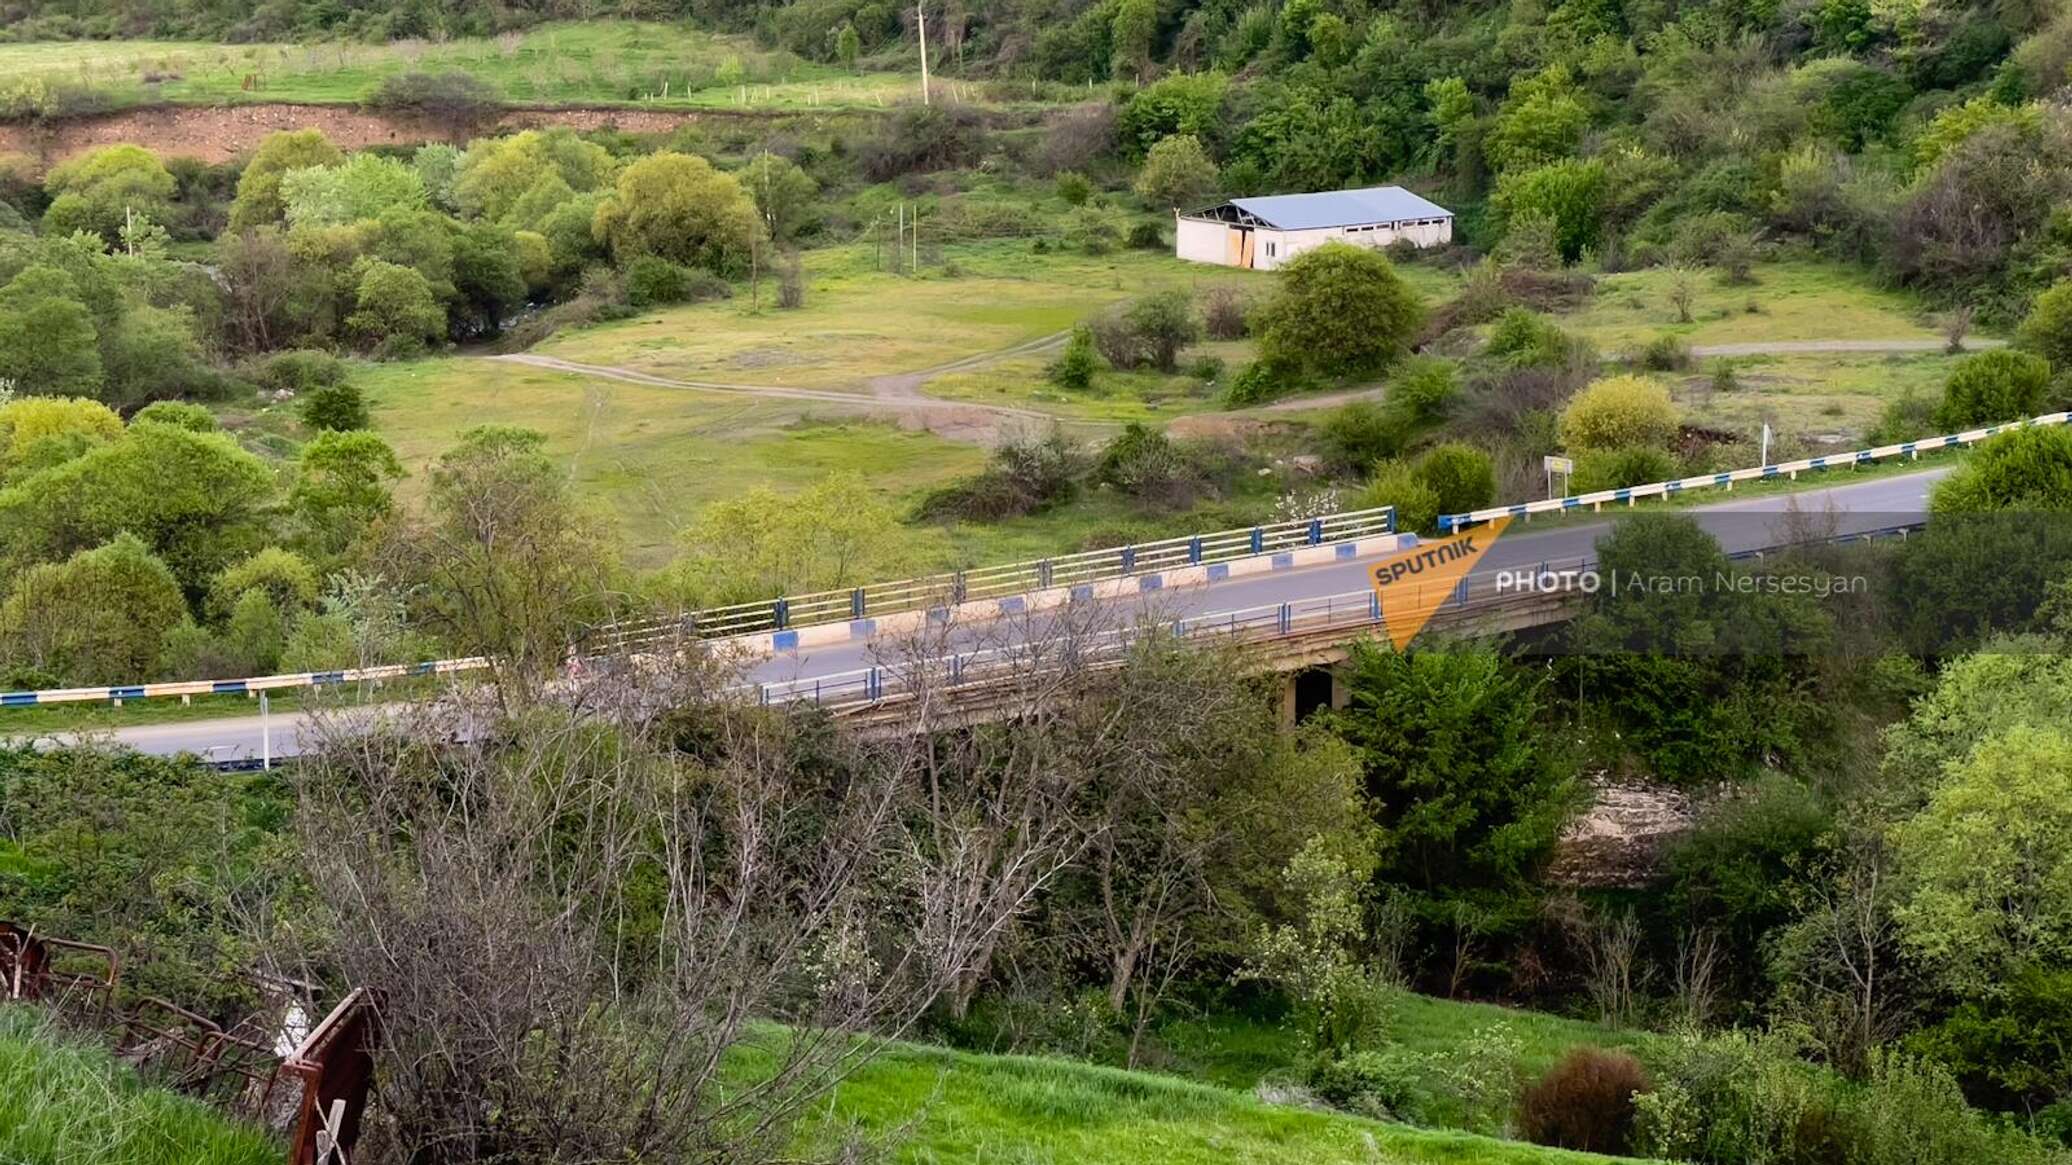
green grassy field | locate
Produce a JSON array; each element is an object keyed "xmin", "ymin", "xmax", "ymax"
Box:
[
  {"xmin": 1671, "ymin": 350, "xmax": 1958, "ymax": 440},
  {"xmin": 1560, "ymin": 261, "xmax": 1944, "ymax": 352},
  {"xmin": 535, "ymin": 241, "xmax": 1271, "ymax": 392},
  {"xmin": 0, "ymin": 1006, "xmax": 283, "ymax": 1165},
  {"xmin": 814, "ymin": 1035, "xmax": 1642, "ymax": 1165},
  {"xmin": 0, "ymin": 22, "xmax": 924, "ymax": 111}
]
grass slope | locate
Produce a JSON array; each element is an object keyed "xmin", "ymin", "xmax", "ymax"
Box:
[
  {"xmin": 0, "ymin": 22, "xmax": 918, "ymax": 111},
  {"xmin": 0, "ymin": 1006, "xmax": 282, "ymax": 1165},
  {"xmin": 823, "ymin": 1038, "xmax": 1643, "ymax": 1165}
]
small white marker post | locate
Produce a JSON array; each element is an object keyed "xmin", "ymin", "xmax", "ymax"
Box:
[{"xmin": 260, "ymin": 691, "xmax": 271, "ymax": 771}]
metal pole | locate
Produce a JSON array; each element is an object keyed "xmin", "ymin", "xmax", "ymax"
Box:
[
  {"xmin": 260, "ymin": 691, "xmax": 271, "ymax": 771},
  {"xmin": 917, "ymin": 0, "xmax": 930, "ymax": 105}
]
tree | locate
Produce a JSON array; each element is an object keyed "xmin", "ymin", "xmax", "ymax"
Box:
[
  {"xmin": 100, "ymin": 303, "xmax": 214, "ymax": 411},
  {"xmin": 1322, "ymin": 642, "xmax": 1575, "ymax": 929},
  {"xmin": 0, "ymin": 421, "xmax": 274, "ymax": 591},
  {"xmin": 400, "ymin": 425, "xmax": 619, "ymax": 699},
  {"xmin": 290, "ymin": 429, "xmax": 405, "ymax": 554},
  {"xmin": 1133, "ymin": 134, "xmax": 1218, "ymax": 209},
  {"xmin": 1110, "ymin": 0, "xmax": 1156, "ymax": 81},
  {"xmin": 668, "ymin": 472, "xmax": 903, "ymax": 606},
  {"xmin": 1124, "ymin": 288, "xmax": 1203, "ymax": 372},
  {"xmin": 1119, "ymin": 72, "xmax": 1230, "ymax": 155},
  {"xmin": 835, "ymin": 23, "xmax": 861, "ymax": 71},
  {"xmin": 1937, "ymin": 350, "xmax": 2051, "ymax": 429},
  {"xmin": 1895, "ymin": 725, "xmax": 2072, "ymax": 999},
  {"xmin": 591, "ymin": 152, "xmax": 762, "ymax": 274},
  {"xmin": 449, "ymin": 221, "xmax": 527, "ymax": 339},
  {"xmin": 1493, "ymin": 159, "xmax": 1608, "ymax": 263},
  {"xmin": 0, "ymin": 265, "xmax": 102, "ymax": 399},
  {"xmin": 1361, "ymin": 459, "xmax": 1441, "ymax": 533},
  {"xmin": 207, "ymin": 546, "xmax": 321, "ymax": 621},
  {"xmin": 454, "ymin": 128, "xmax": 617, "ymax": 225},
  {"xmin": 344, "ymin": 259, "xmax": 448, "ymax": 357},
  {"xmin": 0, "ymin": 534, "xmax": 186, "ymax": 683},
  {"xmin": 229, "ymin": 130, "xmax": 343, "ymax": 229},
  {"xmin": 740, "ymin": 153, "xmax": 819, "ymax": 243},
  {"xmin": 1559, "ymin": 375, "xmax": 1680, "ymax": 451},
  {"xmin": 2018, "ymin": 280, "xmax": 2072, "ymax": 370},
  {"xmin": 1488, "ymin": 66, "xmax": 1590, "ymax": 172},
  {"xmin": 280, "ymin": 154, "xmax": 429, "ymax": 228},
  {"xmin": 41, "ymin": 144, "xmax": 176, "ymax": 243},
  {"xmin": 1257, "ymin": 243, "xmax": 1424, "ymax": 381},
  {"xmin": 1569, "ymin": 515, "xmax": 1831, "ymax": 783}
]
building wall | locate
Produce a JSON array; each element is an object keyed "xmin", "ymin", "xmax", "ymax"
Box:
[
  {"xmin": 1175, "ymin": 216, "xmax": 1232, "ymax": 265},
  {"xmin": 1251, "ymin": 217, "xmax": 1453, "ymax": 270},
  {"xmin": 1176, "ymin": 213, "xmax": 1453, "ymax": 269}
]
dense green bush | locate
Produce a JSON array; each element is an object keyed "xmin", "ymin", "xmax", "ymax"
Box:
[
  {"xmin": 301, "ymin": 382, "xmax": 372, "ymax": 432},
  {"xmin": 1412, "ymin": 442, "xmax": 1495, "ymax": 516},
  {"xmin": 1571, "ymin": 445, "xmax": 1677, "ymax": 493},
  {"xmin": 1936, "ymin": 349, "xmax": 2052, "ymax": 429},
  {"xmin": 1559, "ymin": 375, "xmax": 1680, "ymax": 451},
  {"xmin": 1316, "ymin": 401, "xmax": 1404, "ymax": 473},
  {"xmin": 1048, "ymin": 324, "xmax": 1101, "ymax": 390},
  {"xmin": 1257, "ymin": 244, "xmax": 1424, "ymax": 382},
  {"xmin": 360, "ymin": 70, "xmax": 503, "ymax": 124},
  {"xmin": 624, "ymin": 255, "xmax": 698, "ymax": 309}
]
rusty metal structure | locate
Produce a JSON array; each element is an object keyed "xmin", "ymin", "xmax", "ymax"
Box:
[{"xmin": 2, "ymin": 919, "xmax": 378, "ymax": 1165}]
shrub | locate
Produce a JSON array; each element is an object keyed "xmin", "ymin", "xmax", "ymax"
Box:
[
  {"xmin": 361, "ymin": 71, "xmax": 503, "ymax": 125},
  {"xmin": 1222, "ymin": 359, "xmax": 1290, "ymax": 406},
  {"xmin": 1485, "ymin": 308, "xmax": 1584, "ymax": 370},
  {"xmin": 1068, "ymin": 204, "xmax": 1126, "ymax": 254},
  {"xmin": 1936, "ymin": 349, "xmax": 2051, "ymax": 429},
  {"xmin": 1124, "ymin": 289, "xmax": 1202, "ymax": 372},
  {"xmin": 1125, "ymin": 220, "xmax": 1164, "ymax": 250},
  {"xmin": 2018, "ymin": 279, "xmax": 2072, "ymax": 370},
  {"xmin": 1201, "ymin": 286, "xmax": 1250, "ymax": 339},
  {"xmin": 1388, "ymin": 358, "xmax": 1460, "ymax": 425},
  {"xmin": 259, "ymin": 348, "xmax": 346, "ymax": 394},
  {"xmin": 1133, "ymin": 133, "xmax": 1218, "ymax": 209},
  {"xmin": 776, "ymin": 253, "xmax": 806, "ymax": 310},
  {"xmin": 1518, "ymin": 1048, "xmax": 1649, "ymax": 1155},
  {"xmin": 1871, "ymin": 393, "xmax": 1937, "ymax": 444},
  {"xmin": 1931, "ymin": 425, "xmax": 2072, "ymax": 513},
  {"xmin": 916, "ymin": 429, "xmax": 1083, "ymax": 522},
  {"xmin": 302, "ymin": 383, "xmax": 371, "ymax": 432},
  {"xmin": 1257, "ymin": 243, "xmax": 1424, "ymax": 381},
  {"xmin": 1189, "ymin": 354, "xmax": 1224, "ymax": 382},
  {"xmin": 1308, "ymin": 1047, "xmax": 1428, "ymax": 1121},
  {"xmin": 1088, "ymin": 309, "xmax": 1141, "ymax": 368},
  {"xmin": 1049, "ymin": 325, "xmax": 1101, "ymax": 390},
  {"xmin": 1316, "ymin": 401, "xmax": 1405, "ymax": 473},
  {"xmin": 1054, "ymin": 171, "xmax": 1093, "ymax": 206},
  {"xmin": 1361, "ymin": 459, "xmax": 1441, "ymax": 534},
  {"xmin": 1572, "ymin": 445, "xmax": 1677, "ymax": 493},
  {"xmin": 1413, "ymin": 442, "xmax": 1496, "ymax": 515},
  {"xmin": 624, "ymin": 255, "xmax": 697, "ymax": 309},
  {"xmin": 857, "ymin": 102, "xmax": 986, "ymax": 180},
  {"xmin": 1637, "ymin": 332, "xmax": 1693, "ymax": 372},
  {"xmin": 1495, "ymin": 209, "xmax": 1562, "ymax": 270},
  {"xmin": 1560, "ymin": 375, "xmax": 1679, "ymax": 451},
  {"xmin": 130, "ymin": 401, "xmax": 217, "ymax": 432}
]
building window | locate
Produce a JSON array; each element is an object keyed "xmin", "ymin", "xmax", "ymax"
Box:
[{"xmin": 1265, "ymin": 241, "xmax": 1276, "ymax": 257}]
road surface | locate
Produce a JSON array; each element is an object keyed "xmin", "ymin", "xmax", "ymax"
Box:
[{"xmin": 40, "ymin": 465, "xmax": 1947, "ymax": 764}]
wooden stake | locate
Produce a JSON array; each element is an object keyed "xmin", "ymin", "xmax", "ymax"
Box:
[{"xmin": 917, "ymin": 0, "xmax": 930, "ymax": 105}]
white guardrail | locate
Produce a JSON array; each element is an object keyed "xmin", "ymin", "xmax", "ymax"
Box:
[
  {"xmin": 606, "ymin": 506, "xmax": 1400, "ymax": 644},
  {"xmin": 4, "ymin": 410, "xmax": 2054, "ymax": 714},
  {"xmin": 1436, "ymin": 410, "xmax": 2072, "ymax": 534}
]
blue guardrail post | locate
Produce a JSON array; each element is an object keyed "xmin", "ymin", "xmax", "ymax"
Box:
[
  {"xmin": 850, "ymin": 588, "xmax": 866, "ymax": 619},
  {"xmin": 1188, "ymin": 536, "xmax": 1203, "ymax": 564},
  {"xmin": 1250, "ymin": 527, "xmax": 1264, "ymax": 554},
  {"xmin": 1121, "ymin": 545, "xmax": 1136, "ymax": 573},
  {"xmin": 1307, "ymin": 519, "xmax": 1323, "ymax": 545},
  {"xmin": 772, "ymin": 598, "xmax": 789, "ymax": 631}
]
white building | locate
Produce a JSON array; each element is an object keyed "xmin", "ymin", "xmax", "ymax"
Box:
[{"xmin": 1174, "ymin": 186, "xmax": 1454, "ymax": 271}]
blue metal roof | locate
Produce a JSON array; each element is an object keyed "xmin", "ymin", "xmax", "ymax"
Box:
[{"xmin": 1225, "ymin": 186, "xmax": 1452, "ymax": 231}]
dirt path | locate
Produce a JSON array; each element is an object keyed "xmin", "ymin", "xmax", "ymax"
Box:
[{"xmin": 1688, "ymin": 338, "xmax": 2004, "ymax": 357}]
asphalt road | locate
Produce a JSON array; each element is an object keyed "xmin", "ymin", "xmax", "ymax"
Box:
[{"xmin": 40, "ymin": 466, "xmax": 1947, "ymax": 763}]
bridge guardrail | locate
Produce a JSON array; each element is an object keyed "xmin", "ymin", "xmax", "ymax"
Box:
[
  {"xmin": 602, "ymin": 506, "xmax": 1399, "ymax": 647},
  {"xmin": 1437, "ymin": 411, "xmax": 2072, "ymax": 534},
  {"xmin": 751, "ymin": 522, "xmax": 1928, "ymax": 713}
]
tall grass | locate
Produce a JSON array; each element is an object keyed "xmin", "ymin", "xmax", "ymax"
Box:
[{"xmin": 0, "ymin": 1006, "xmax": 283, "ymax": 1165}]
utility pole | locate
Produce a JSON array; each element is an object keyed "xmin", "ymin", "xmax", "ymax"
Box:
[{"xmin": 917, "ymin": 0, "xmax": 930, "ymax": 105}]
